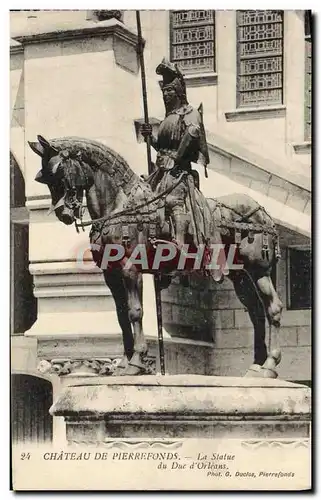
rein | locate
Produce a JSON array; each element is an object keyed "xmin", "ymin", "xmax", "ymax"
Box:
[{"xmin": 74, "ymin": 171, "xmax": 188, "ymax": 232}]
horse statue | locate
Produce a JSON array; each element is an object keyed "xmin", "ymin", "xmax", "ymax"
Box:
[{"xmin": 29, "ymin": 134, "xmax": 283, "ymax": 377}]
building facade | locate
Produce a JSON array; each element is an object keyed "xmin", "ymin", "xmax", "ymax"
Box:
[{"xmin": 10, "ymin": 10, "xmax": 311, "ymax": 444}]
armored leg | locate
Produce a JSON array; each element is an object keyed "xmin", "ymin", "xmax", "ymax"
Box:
[{"xmin": 171, "ymin": 205, "xmax": 189, "ymax": 248}]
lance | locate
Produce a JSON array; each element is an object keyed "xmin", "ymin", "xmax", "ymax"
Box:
[
  {"xmin": 136, "ymin": 11, "xmax": 165, "ymax": 375},
  {"xmin": 136, "ymin": 11, "xmax": 153, "ymax": 176}
]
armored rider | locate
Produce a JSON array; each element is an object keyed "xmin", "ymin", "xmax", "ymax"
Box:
[
  {"xmin": 140, "ymin": 58, "xmax": 210, "ymax": 251},
  {"xmin": 141, "ymin": 58, "xmax": 209, "ymax": 192}
]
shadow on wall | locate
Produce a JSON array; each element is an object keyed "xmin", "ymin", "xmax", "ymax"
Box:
[{"xmin": 162, "ymin": 274, "xmax": 216, "ymax": 343}]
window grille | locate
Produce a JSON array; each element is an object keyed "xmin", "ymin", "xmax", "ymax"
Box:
[
  {"xmin": 236, "ymin": 10, "xmax": 284, "ymax": 107},
  {"xmin": 170, "ymin": 10, "xmax": 215, "ymax": 74},
  {"xmin": 304, "ymin": 11, "xmax": 312, "ymax": 141}
]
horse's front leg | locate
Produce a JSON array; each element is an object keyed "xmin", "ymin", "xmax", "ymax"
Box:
[
  {"xmin": 122, "ymin": 268, "xmax": 148, "ymax": 375},
  {"xmin": 103, "ymin": 269, "xmax": 134, "ymax": 374}
]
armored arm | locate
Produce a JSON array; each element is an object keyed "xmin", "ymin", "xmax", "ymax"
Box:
[
  {"xmin": 174, "ymin": 107, "xmax": 205, "ymax": 163},
  {"xmin": 174, "ymin": 122, "xmax": 200, "ymax": 164},
  {"xmin": 173, "ymin": 107, "xmax": 209, "ymax": 178},
  {"xmin": 150, "ymin": 135, "xmax": 159, "ymax": 151},
  {"xmin": 140, "ymin": 123, "xmax": 159, "ymax": 151}
]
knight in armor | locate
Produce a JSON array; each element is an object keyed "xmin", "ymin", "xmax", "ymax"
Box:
[
  {"xmin": 140, "ymin": 58, "xmax": 213, "ymax": 254},
  {"xmin": 141, "ymin": 58, "xmax": 209, "ymax": 192}
]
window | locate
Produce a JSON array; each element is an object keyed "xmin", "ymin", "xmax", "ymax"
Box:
[
  {"xmin": 236, "ymin": 10, "xmax": 284, "ymax": 107},
  {"xmin": 170, "ymin": 10, "xmax": 215, "ymax": 75},
  {"xmin": 287, "ymin": 247, "xmax": 311, "ymax": 310},
  {"xmin": 304, "ymin": 11, "xmax": 312, "ymax": 141}
]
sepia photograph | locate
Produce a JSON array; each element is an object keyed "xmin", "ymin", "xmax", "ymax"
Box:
[{"xmin": 10, "ymin": 7, "xmax": 312, "ymax": 491}]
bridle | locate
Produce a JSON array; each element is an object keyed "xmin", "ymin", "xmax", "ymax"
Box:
[
  {"xmin": 49, "ymin": 151, "xmax": 88, "ymax": 232},
  {"xmin": 74, "ymin": 171, "xmax": 190, "ymax": 233},
  {"xmin": 49, "ymin": 149, "xmax": 191, "ymax": 235},
  {"xmin": 64, "ymin": 185, "xmax": 86, "ymax": 233}
]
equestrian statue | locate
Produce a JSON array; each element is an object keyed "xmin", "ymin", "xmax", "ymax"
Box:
[{"xmin": 29, "ymin": 58, "xmax": 283, "ymax": 378}]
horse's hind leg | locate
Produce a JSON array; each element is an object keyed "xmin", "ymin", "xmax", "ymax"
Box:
[
  {"xmin": 233, "ymin": 270, "xmax": 283, "ymax": 378},
  {"xmin": 230, "ymin": 271, "xmax": 268, "ymax": 367},
  {"xmin": 256, "ymin": 274, "xmax": 283, "ymax": 362}
]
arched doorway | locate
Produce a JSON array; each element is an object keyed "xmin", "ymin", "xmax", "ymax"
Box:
[
  {"xmin": 10, "ymin": 152, "xmax": 37, "ymax": 334},
  {"xmin": 11, "ymin": 374, "xmax": 53, "ymax": 443}
]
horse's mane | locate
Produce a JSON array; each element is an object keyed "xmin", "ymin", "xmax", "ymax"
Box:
[{"xmin": 49, "ymin": 136, "xmax": 140, "ymax": 195}]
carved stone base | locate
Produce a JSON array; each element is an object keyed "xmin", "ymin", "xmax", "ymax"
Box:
[
  {"xmin": 35, "ymin": 335, "xmax": 214, "ymax": 377},
  {"xmin": 38, "ymin": 355, "xmax": 156, "ymax": 377},
  {"xmin": 38, "ymin": 357, "xmax": 123, "ymax": 377},
  {"xmin": 50, "ymin": 375, "xmax": 311, "ymax": 445}
]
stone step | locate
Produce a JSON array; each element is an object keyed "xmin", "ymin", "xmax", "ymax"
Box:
[{"xmin": 51, "ymin": 375, "xmax": 311, "ymax": 442}]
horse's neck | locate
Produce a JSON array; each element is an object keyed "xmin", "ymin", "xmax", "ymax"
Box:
[
  {"xmin": 51, "ymin": 138, "xmax": 139, "ymax": 220},
  {"xmin": 86, "ymin": 170, "xmax": 127, "ymax": 219}
]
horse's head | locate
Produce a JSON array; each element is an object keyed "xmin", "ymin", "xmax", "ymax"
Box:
[{"xmin": 29, "ymin": 135, "xmax": 94, "ymax": 225}]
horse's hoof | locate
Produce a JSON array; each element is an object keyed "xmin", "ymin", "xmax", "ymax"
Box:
[
  {"xmin": 270, "ymin": 348, "xmax": 282, "ymax": 366},
  {"xmin": 262, "ymin": 349, "xmax": 282, "ymax": 373},
  {"xmin": 120, "ymin": 352, "xmax": 147, "ymax": 376},
  {"xmin": 261, "ymin": 368, "xmax": 278, "ymax": 379},
  {"xmin": 122, "ymin": 363, "xmax": 146, "ymax": 376},
  {"xmin": 244, "ymin": 364, "xmax": 278, "ymax": 379},
  {"xmin": 112, "ymin": 367, "xmax": 127, "ymax": 376},
  {"xmin": 244, "ymin": 364, "xmax": 263, "ymax": 378}
]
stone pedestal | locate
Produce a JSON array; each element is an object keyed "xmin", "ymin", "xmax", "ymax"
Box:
[
  {"xmin": 27, "ymin": 272, "xmax": 215, "ymax": 378},
  {"xmin": 51, "ymin": 375, "xmax": 311, "ymax": 445}
]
